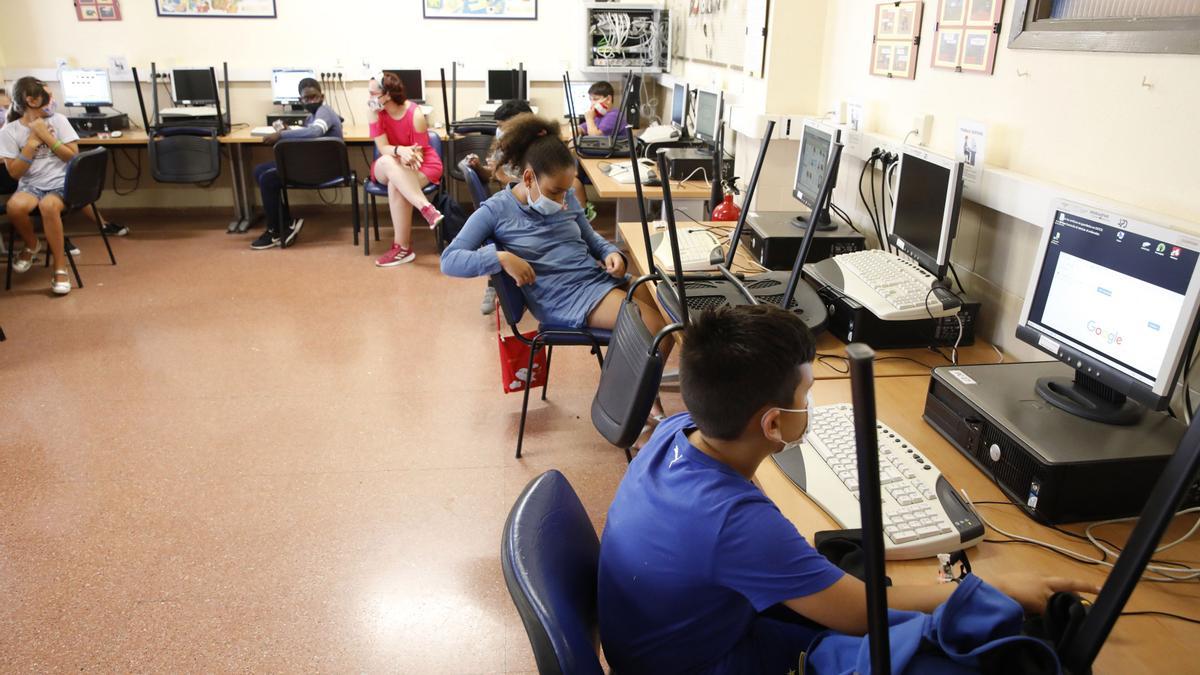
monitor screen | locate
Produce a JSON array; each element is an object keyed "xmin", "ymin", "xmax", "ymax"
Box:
[
  {"xmin": 488, "ymin": 70, "xmax": 527, "ymax": 101},
  {"xmin": 1024, "ymin": 206, "xmax": 1200, "ymax": 390},
  {"xmin": 172, "ymin": 69, "xmax": 217, "ymax": 105},
  {"xmin": 792, "ymin": 122, "xmax": 835, "ymax": 208},
  {"xmin": 271, "ymin": 68, "xmax": 315, "ymax": 104},
  {"xmin": 61, "ymin": 68, "xmax": 112, "ymax": 107},
  {"xmin": 694, "ymin": 90, "xmax": 719, "ymax": 143},
  {"xmin": 384, "ymin": 69, "xmax": 423, "ymax": 102},
  {"xmin": 890, "ymin": 148, "xmax": 961, "ymax": 275},
  {"xmin": 563, "ymin": 81, "xmax": 592, "ymax": 117},
  {"xmin": 671, "ymin": 83, "xmax": 687, "ymax": 128}
]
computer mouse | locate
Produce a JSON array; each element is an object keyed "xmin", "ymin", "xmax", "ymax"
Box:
[{"xmin": 110, "ymin": 130, "xmax": 123, "ymax": 138}]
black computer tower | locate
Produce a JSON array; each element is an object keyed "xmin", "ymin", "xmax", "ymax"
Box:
[
  {"xmin": 744, "ymin": 212, "xmax": 866, "ymax": 269},
  {"xmin": 812, "ymin": 282, "xmax": 981, "ymax": 349}
]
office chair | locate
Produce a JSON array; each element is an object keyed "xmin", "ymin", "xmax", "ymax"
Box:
[
  {"xmin": 273, "ymin": 138, "xmax": 360, "ymax": 250},
  {"xmin": 490, "ymin": 261, "xmax": 611, "ymax": 459},
  {"xmin": 146, "ymin": 127, "xmax": 222, "ymax": 184},
  {"xmin": 5, "ymin": 147, "xmax": 116, "ymax": 291},
  {"xmin": 457, "ymin": 158, "xmax": 491, "ymax": 210},
  {"xmin": 502, "ymin": 470, "xmax": 605, "ymax": 675},
  {"xmin": 362, "ymin": 131, "xmax": 444, "ymax": 256},
  {"xmin": 446, "ymin": 133, "xmax": 496, "ymax": 184}
]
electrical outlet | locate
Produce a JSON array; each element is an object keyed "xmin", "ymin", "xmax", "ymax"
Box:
[
  {"xmin": 108, "ymin": 56, "xmax": 128, "ymax": 73},
  {"xmin": 55, "ymin": 57, "xmax": 68, "ymax": 69},
  {"xmin": 913, "ymin": 114, "xmax": 933, "ymax": 146}
]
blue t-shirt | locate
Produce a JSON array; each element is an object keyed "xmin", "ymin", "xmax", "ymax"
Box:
[{"xmin": 598, "ymin": 413, "xmax": 845, "ymax": 674}]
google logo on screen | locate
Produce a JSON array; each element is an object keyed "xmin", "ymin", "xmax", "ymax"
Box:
[{"xmin": 1086, "ymin": 321, "xmax": 1124, "ymax": 345}]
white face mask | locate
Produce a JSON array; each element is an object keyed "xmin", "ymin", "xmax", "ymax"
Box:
[
  {"xmin": 367, "ymin": 97, "xmax": 383, "ymax": 112},
  {"xmin": 762, "ymin": 390, "xmax": 813, "ymax": 451}
]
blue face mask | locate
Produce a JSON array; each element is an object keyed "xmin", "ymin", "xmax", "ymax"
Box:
[{"xmin": 528, "ymin": 178, "xmax": 564, "ymax": 217}]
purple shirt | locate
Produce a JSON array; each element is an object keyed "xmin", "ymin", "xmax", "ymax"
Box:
[{"xmin": 592, "ymin": 108, "xmax": 620, "ymax": 137}]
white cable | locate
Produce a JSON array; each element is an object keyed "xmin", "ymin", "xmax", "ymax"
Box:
[
  {"xmin": 952, "ymin": 313, "xmax": 963, "ymax": 365},
  {"xmin": 1086, "ymin": 507, "xmax": 1200, "ymax": 556},
  {"xmin": 677, "ymin": 166, "xmax": 708, "ymax": 187}
]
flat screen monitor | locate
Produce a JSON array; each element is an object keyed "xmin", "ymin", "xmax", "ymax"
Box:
[
  {"xmin": 693, "ymin": 89, "xmax": 720, "ymax": 145},
  {"xmin": 488, "ymin": 69, "xmax": 527, "ymax": 102},
  {"xmin": 384, "ymin": 69, "xmax": 423, "ymax": 102},
  {"xmin": 563, "ymin": 80, "xmax": 592, "ymax": 118},
  {"xmin": 790, "ymin": 120, "xmax": 842, "ymax": 229},
  {"xmin": 1017, "ymin": 200, "xmax": 1200, "ymax": 422},
  {"xmin": 171, "ymin": 68, "xmax": 218, "ymax": 106},
  {"xmin": 60, "ymin": 68, "xmax": 112, "ymax": 113},
  {"xmin": 888, "ymin": 147, "xmax": 963, "ymax": 278},
  {"xmin": 670, "ymin": 83, "xmax": 688, "ymax": 130},
  {"xmin": 271, "ymin": 68, "xmax": 315, "ymax": 104}
]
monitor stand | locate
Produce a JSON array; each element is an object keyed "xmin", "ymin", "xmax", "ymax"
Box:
[
  {"xmin": 82, "ymin": 105, "xmax": 103, "ymax": 116},
  {"xmin": 791, "ymin": 207, "xmax": 837, "ymax": 233},
  {"xmin": 1035, "ymin": 370, "xmax": 1143, "ymax": 426}
]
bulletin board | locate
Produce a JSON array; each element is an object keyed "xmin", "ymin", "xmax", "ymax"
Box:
[
  {"xmin": 669, "ymin": 0, "xmax": 750, "ymax": 69},
  {"xmin": 870, "ymin": 1, "xmax": 924, "ymax": 80},
  {"xmin": 931, "ymin": 0, "xmax": 1004, "ymax": 74}
]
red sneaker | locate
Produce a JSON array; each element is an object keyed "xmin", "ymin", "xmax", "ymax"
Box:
[
  {"xmin": 420, "ymin": 204, "xmax": 444, "ymax": 229},
  {"xmin": 375, "ymin": 243, "xmax": 415, "ymax": 268}
]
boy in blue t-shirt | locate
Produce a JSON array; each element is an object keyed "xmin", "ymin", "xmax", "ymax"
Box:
[{"xmin": 598, "ymin": 304, "xmax": 1097, "ymax": 674}]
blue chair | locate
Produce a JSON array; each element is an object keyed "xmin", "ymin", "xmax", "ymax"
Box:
[
  {"xmin": 458, "ymin": 158, "xmax": 491, "ymax": 209},
  {"xmin": 491, "ymin": 262, "xmax": 611, "ymax": 459},
  {"xmin": 502, "ymin": 470, "xmax": 605, "ymax": 675},
  {"xmin": 361, "ymin": 130, "xmax": 444, "ymax": 256}
]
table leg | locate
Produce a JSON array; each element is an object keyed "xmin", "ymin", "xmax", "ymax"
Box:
[
  {"xmin": 236, "ymin": 144, "xmax": 259, "ymax": 233},
  {"xmin": 226, "ymin": 144, "xmax": 246, "ymax": 233}
]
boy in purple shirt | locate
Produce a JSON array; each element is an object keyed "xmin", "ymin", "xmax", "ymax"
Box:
[{"xmin": 584, "ymin": 81, "xmax": 619, "ymax": 137}]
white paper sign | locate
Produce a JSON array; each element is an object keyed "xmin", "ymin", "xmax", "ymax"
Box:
[
  {"xmin": 955, "ymin": 119, "xmax": 987, "ymax": 200},
  {"xmin": 845, "ymin": 100, "xmax": 866, "ymax": 156}
]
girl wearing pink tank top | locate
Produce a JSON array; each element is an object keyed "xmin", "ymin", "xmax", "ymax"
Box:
[{"xmin": 368, "ymin": 73, "xmax": 445, "ymax": 268}]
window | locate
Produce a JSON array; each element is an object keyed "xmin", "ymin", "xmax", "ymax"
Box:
[{"xmin": 1010, "ymin": 0, "xmax": 1200, "ymax": 54}]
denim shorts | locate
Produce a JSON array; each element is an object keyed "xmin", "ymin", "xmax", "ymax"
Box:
[{"xmin": 18, "ymin": 186, "xmax": 66, "ymax": 202}]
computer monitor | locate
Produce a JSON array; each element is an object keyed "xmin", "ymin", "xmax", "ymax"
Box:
[
  {"xmin": 670, "ymin": 83, "xmax": 689, "ymax": 131},
  {"xmin": 693, "ymin": 89, "xmax": 721, "ymax": 150},
  {"xmin": 888, "ymin": 147, "xmax": 963, "ymax": 279},
  {"xmin": 790, "ymin": 120, "xmax": 842, "ymax": 231},
  {"xmin": 171, "ymin": 68, "xmax": 218, "ymax": 106},
  {"xmin": 488, "ymin": 69, "xmax": 527, "ymax": 102},
  {"xmin": 384, "ymin": 69, "xmax": 424, "ymax": 103},
  {"xmin": 1016, "ymin": 200, "xmax": 1200, "ymax": 425},
  {"xmin": 60, "ymin": 68, "xmax": 112, "ymax": 115},
  {"xmin": 563, "ymin": 80, "xmax": 592, "ymax": 119},
  {"xmin": 271, "ymin": 68, "xmax": 315, "ymax": 105}
]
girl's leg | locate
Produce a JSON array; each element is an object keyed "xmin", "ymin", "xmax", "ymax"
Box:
[
  {"xmin": 37, "ymin": 194, "xmax": 67, "ymax": 273},
  {"xmin": 374, "ymin": 156, "xmax": 431, "ymax": 248},
  {"xmin": 5, "ymin": 192, "xmax": 40, "ymax": 257}
]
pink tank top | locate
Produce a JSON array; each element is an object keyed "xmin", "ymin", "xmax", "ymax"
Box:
[{"xmin": 369, "ymin": 104, "xmax": 444, "ymax": 183}]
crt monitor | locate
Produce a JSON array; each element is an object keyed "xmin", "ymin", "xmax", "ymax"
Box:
[
  {"xmin": 271, "ymin": 68, "xmax": 315, "ymax": 105},
  {"xmin": 488, "ymin": 69, "xmax": 527, "ymax": 102},
  {"xmin": 171, "ymin": 68, "xmax": 218, "ymax": 106},
  {"xmin": 1017, "ymin": 199, "xmax": 1200, "ymax": 425},
  {"xmin": 670, "ymin": 83, "xmax": 689, "ymax": 131},
  {"xmin": 384, "ymin": 69, "xmax": 424, "ymax": 102},
  {"xmin": 790, "ymin": 120, "xmax": 842, "ymax": 231},
  {"xmin": 888, "ymin": 146, "xmax": 964, "ymax": 279},
  {"xmin": 60, "ymin": 68, "xmax": 113, "ymax": 114},
  {"xmin": 693, "ymin": 89, "xmax": 721, "ymax": 149}
]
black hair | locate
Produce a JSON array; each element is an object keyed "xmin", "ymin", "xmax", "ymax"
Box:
[
  {"xmin": 494, "ymin": 99, "xmax": 532, "ymax": 123},
  {"xmin": 680, "ymin": 305, "xmax": 817, "ymax": 440},
  {"xmin": 297, "ymin": 77, "xmax": 321, "ymax": 94},
  {"xmin": 588, "ymin": 81, "xmax": 615, "ymax": 99},
  {"xmin": 493, "ymin": 113, "xmax": 574, "ymax": 177},
  {"xmin": 8, "ymin": 77, "xmax": 50, "ymax": 123}
]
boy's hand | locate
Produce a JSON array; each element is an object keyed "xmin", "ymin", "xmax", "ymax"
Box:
[
  {"xmin": 604, "ymin": 252, "xmax": 626, "ymax": 278},
  {"xmin": 465, "ymin": 153, "xmax": 481, "ymax": 169},
  {"xmin": 585, "ymin": 106, "xmax": 596, "ymax": 121},
  {"xmin": 498, "ymin": 251, "xmax": 536, "ymax": 287},
  {"xmin": 263, "ymin": 131, "xmax": 282, "ymax": 146},
  {"xmin": 991, "ymin": 574, "xmax": 1100, "ymax": 614}
]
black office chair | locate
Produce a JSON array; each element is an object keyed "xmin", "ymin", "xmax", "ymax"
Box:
[
  {"xmin": 446, "ymin": 133, "xmax": 496, "ymax": 183},
  {"xmin": 491, "ymin": 261, "xmax": 611, "ymax": 459},
  {"xmin": 147, "ymin": 127, "xmax": 222, "ymax": 184},
  {"xmin": 458, "ymin": 158, "xmax": 491, "ymax": 210},
  {"xmin": 5, "ymin": 147, "xmax": 115, "ymax": 291},
  {"xmin": 273, "ymin": 138, "xmax": 361, "ymax": 250},
  {"xmin": 502, "ymin": 470, "xmax": 605, "ymax": 675}
]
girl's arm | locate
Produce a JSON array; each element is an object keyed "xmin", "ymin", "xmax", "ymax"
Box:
[
  {"xmin": 49, "ymin": 140, "xmax": 79, "ymax": 163},
  {"xmin": 440, "ymin": 202, "xmax": 504, "ymax": 278},
  {"xmin": 3, "ymin": 135, "xmax": 42, "ymax": 180},
  {"xmin": 373, "ymin": 134, "xmax": 395, "ymax": 158},
  {"xmin": 569, "ymin": 189, "xmax": 620, "ymax": 262}
]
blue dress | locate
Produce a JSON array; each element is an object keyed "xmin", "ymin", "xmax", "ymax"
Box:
[{"xmin": 440, "ymin": 187, "xmax": 624, "ymax": 328}]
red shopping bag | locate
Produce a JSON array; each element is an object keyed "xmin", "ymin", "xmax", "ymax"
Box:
[{"xmin": 497, "ymin": 309, "xmax": 547, "ymax": 394}]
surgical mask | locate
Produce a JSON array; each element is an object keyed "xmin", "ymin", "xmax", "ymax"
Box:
[
  {"xmin": 42, "ymin": 100, "xmax": 56, "ymax": 116},
  {"xmin": 762, "ymin": 391, "xmax": 813, "ymax": 450},
  {"xmin": 303, "ymin": 102, "xmax": 322, "ymax": 114},
  {"xmin": 367, "ymin": 96, "xmax": 383, "ymax": 112},
  {"xmin": 528, "ymin": 178, "xmax": 564, "ymax": 217}
]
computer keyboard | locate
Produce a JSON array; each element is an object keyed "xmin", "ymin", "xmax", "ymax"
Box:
[
  {"xmin": 816, "ymin": 249, "xmax": 958, "ymax": 321},
  {"xmin": 652, "ymin": 227, "xmax": 722, "ymax": 273},
  {"xmin": 771, "ymin": 403, "xmax": 984, "ymax": 560}
]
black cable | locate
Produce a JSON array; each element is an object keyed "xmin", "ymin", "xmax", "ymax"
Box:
[
  {"xmin": 949, "ymin": 264, "xmax": 966, "ymax": 295},
  {"xmin": 869, "ymin": 160, "xmax": 880, "ymax": 247},
  {"xmin": 111, "ymin": 147, "xmax": 142, "ymax": 197},
  {"xmin": 829, "ymin": 202, "xmax": 863, "ymax": 237},
  {"xmin": 858, "ymin": 158, "xmax": 884, "ymax": 251},
  {"xmin": 1121, "ymin": 610, "xmax": 1200, "ymax": 626}
]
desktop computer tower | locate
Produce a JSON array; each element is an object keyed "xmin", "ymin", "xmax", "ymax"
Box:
[
  {"xmin": 811, "ymin": 282, "xmax": 980, "ymax": 349},
  {"xmin": 68, "ymin": 113, "xmax": 130, "ymax": 136},
  {"xmin": 744, "ymin": 212, "xmax": 866, "ymax": 270},
  {"xmin": 923, "ymin": 362, "xmax": 1194, "ymax": 524},
  {"xmin": 266, "ymin": 112, "xmax": 308, "ymax": 127}
]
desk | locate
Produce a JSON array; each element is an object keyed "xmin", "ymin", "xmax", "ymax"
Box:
[
  {"xmin": 757, "ymin": 375, "xmax": 1200, "ymax": 673},
  {"xmin": 616, "ymin": 220, "xmax": 1006, "ymax": 379},
  {"xmin": 579, "ymin": 157, "xmax": 711, "ymax": 233}
]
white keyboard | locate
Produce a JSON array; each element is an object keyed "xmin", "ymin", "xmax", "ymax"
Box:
[
  {"xmin": 250, "ymin": 126, "xmax": 277, "ymax": 137},
  {"xmin": 652, "ymin": 227, "xmax": 721, "ymax": 273},
  {"xmin": 818, "ymin": 249, "xmax": 958, "ymax": 321},
  {"xmin": 772, "ymin": 403, "xmax": 984, "ymax": 560},
  {"xmin": 605, "ymin": 159, "xmax": 658, "ymax": 184}
]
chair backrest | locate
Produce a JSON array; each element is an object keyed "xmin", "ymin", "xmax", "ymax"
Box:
[
  {"xmin": 592, "ymin": 300, "xmax": 671, "ymax": 449},
  {"xmin": 490, "ymin": 264, "xmax": 529, "ymax": 327},
  {"xmin": 447, "ymin": 133, "xmax": 496, "ymax": 182},
  {"xmin": 458, "ymin": 159, "xmax": 491, "ymax": 210},
  {"xmin": 274, "ymin": 137, "xmax": 351, "ymax": 188},
  {"xmin": 148, "ymin": 128, "xmax": 221, "ymax": 183},
  {"xmin": 62, "ymin": 147, "xmax": 109, "ymax": 210},
  {"xmin": 427, "ymin": 130, "xmax": 444, "ymax": 168},
  {"xmin": 502, "ymin": 470, "xmax": 604, "ymax": 675}
]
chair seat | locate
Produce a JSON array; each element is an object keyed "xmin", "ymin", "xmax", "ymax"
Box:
[
  {"xmin": 538, "ymin": 326, "xmax": 612, "ymax": 346},
  {"xmin": 299, "ymin": 177, "xmax": 351, "ymax": 190},
  {"xmin": 363, "ymin": 178, "xmax": 439, "ymax": 197}
]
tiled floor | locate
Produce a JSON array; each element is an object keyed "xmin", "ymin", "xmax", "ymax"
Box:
[{"xmin": 0, "ymin": 212, "xmax": 636, "ymax": 672}]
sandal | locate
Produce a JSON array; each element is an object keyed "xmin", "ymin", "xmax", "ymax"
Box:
[
  {"xmin": 51, "ymin": 269, "xmax": 71, "ymax": 295},
  {"xmin": 12, "ymin": 239, "xmax": 41, "ymax": 274}
]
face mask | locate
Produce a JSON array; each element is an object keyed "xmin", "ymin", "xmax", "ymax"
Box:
[
  {"xmin": 367, "ymin": 97, "xmax": 383, "ymax": 112},
  {"xmin": 592, "ymin": 100, "xmax": 609, "ymax": 115},
  {"xmin": 42, "ymin": 100, "xmax": 56, "ymax": 116},
  {"xmin": 528, "ymin": 177, "xmax": 563, "ymax": 217},
  {"xmin": 762, "ymin": 390, "xmax": 813, "ymax": 450},
  {"xmin": 303, "ymin": 102, "xmax": 322, "ymax": 114}
]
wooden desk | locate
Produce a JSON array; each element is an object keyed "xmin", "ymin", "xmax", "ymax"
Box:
[
  {"xmin": 757, "ymin": 375, "xmax": 1200, "ymax": 673},
  {"xmin": 77, "ymin": 130, "xmax": 149, "ymax": 146},
  {"xmin": 578, "ymin": 157, "xmax": 711, "ymax": 201},
  {"xmin": 616, "ymin": 220, "xmax": 1006, "ymax": 378}
]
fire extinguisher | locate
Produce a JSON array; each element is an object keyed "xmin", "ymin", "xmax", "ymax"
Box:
[{"xmin": 711, "ymin": 177, "xmax": 741, "ymax": 222}]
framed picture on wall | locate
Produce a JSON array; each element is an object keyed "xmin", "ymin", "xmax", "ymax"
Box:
[
  {"xmin": 156, "ymin": 0, "xmax": 277, "ymax": 18},
  {"xmin": 966, "ymin": 0, "xmax": 1002, "ymax": 26},
  {"xmin": 870, "ymin": 1, "xmax": 923, "ymax": 79},
  {"xmin": 959, "ymin": 29, "xmax": 997, "ymax": 70},
  {"xmin": 423, "ymin": 0, "xmax": 538, "ymax": 20},
  {"xmin": 940, "ymin": 0, "xmax": 966, "ymax": 24},
  {"xmin": 932, "ymin": 0, "xmax": 1003, "ymax": 74},
  {"xmin": 933, "ymin": 29, "xmax": 963, "ymax": 68},
  {"xmin": 897, "ymin": 4, "xmax": 917, "ymax": 35},
  {"xmin": 878, "ymin": 6, "xmax": 898, "ymax": 36},
  {"xmin": 76, "ymin": 0, "xmax": 122, "ymax": 21},
  {"xmin": 872, "ymin": 43, "xmax": 895, "ymax": 76}
]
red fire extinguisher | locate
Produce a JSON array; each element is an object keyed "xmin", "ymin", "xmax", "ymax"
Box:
[{"xmin": 711, "ymin": 177, "xmax": 741, "ymax": 222}]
